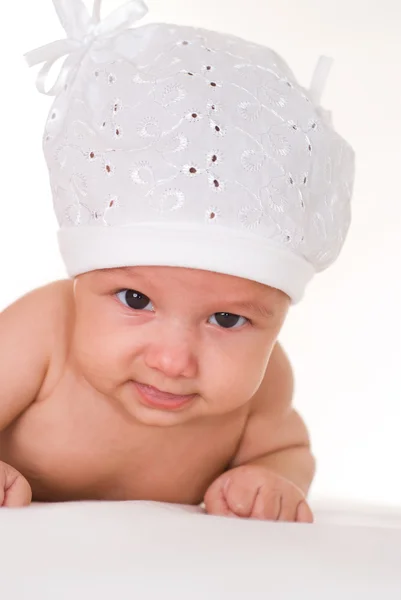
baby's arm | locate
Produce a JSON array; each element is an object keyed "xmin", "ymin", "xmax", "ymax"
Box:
[
  {"xmin": 0, "ymin": 284, "xmax": 60, "ymax": 506},
  {"xmin": 205, "ymin": 343, "xmax": 315, "ymax": 522},
  {"xmin": 231, "ymin": 342, "xmax": 315, "ymax": 492}
]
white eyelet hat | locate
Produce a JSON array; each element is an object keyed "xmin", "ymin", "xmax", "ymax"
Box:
[{"xmin": 25, "ymin": 0, "xmax": 355, "ymax": 303}]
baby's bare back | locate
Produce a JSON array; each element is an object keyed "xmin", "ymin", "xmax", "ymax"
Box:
[{"xmin": 0, "ymin": 282, "xmax": 248, "ymax": 504}]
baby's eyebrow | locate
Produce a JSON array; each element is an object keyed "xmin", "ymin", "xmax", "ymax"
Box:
[
  {"xmin": 100, "ymin": 267, "xmax": 142, "ymax": 283},
  {"xmin": 228, "ymin": 301, "xmax": 276, "ymax": 320}
]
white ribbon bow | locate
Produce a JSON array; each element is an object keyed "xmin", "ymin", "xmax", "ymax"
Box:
[
  {"xmin": 25, "ymin": 0, "xmax": 148, "ymax": 96},
  {"xmin": 309, "ymin": 55, "xmax": 333, "ymax": 122},
  {"xmin": 309, "ymin": 55, "xmax": 333, "ymax": 105}
]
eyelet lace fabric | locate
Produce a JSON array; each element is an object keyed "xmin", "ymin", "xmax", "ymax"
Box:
[{"xmin": 27, "ymin": 1, "xmax": 355, "ymax": 300}]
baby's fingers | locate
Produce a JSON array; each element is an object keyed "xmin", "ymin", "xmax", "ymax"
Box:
[
  {"xmin": 275, "ymin": 497, "xmax": 313, "ymax": 523},
  {"xmin": 251, "ymin": 489, "xmax": 311, "ymax": 523},
  {"xmin": 0, "ymin": 463, "xmax": 32, "ymax": 508},
  {"xmin": 276, "ymin": 496, "xmax": 299, "ymax": 522},
  {"xmin": 224, "ymin": 477, "xmax": 259, "ymax": 518},
  {"xmin": 204, "ymin": 477, "xmax": 230, "ymax": 517},
  {"xmin": 296, "ymin": 500, "xmax": 314, "ymax": 523},
  {"xmin": 251, "ymin": 488, "xmax": 282, "ymax": 520}
]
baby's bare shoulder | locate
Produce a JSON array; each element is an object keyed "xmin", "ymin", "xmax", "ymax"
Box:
[
  {"xmin": 6, "ymin": 280, "xmax": 74, "ymax": 335},
  {"xmin": 2, "ymin": 278, "xmax": 73, "ymax": 336},
  {"xmin": 37, "ymin": 279, "xmax": 74, "ymax": 326},
  {"xmin": 26, "ymin": 279, "xmax": 73, "ymax": 311},
  {"xmin": 0, "ymin": 280, "xmax": 74, "ymax": 429}
]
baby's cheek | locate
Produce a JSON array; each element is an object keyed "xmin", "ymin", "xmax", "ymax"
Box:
[
  {"xmin": 204, "ymin": 351, "xmax": 268, "ymax": 413},
  {"xmin": 73, "ymin": 323, "xmax": 126, "ymax": 386}
]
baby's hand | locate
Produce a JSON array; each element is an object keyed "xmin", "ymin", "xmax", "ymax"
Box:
[
  {"xmin": 0, "ymin": 461, "xmax": 32, "ymax": 507},
  {"xmin": 204, "ymin": 465, "xmax": 313, "ymax": 523}
]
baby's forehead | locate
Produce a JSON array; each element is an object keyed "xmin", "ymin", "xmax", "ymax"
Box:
[
  {"xmin": 85, "ymin": 266, "xmax": 284, "ymax": 304},
  {"xmin": 94, "ymin": 265, "xmax": 267, "ymax": 290}
]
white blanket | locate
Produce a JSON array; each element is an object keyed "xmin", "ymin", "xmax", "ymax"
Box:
[{"xmin": 1, "ymin": 500, "xmax": 400, "ymax": 599}]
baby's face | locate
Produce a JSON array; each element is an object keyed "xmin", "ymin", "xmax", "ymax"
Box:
[{"xmin": 72, "ymin": 266, "xmax": 290, "ymax": 426}]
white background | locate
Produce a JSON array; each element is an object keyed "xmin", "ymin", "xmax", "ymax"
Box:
[{"xmin": 0, "ymin": 0, "xmax": 400, "ymax": 507}]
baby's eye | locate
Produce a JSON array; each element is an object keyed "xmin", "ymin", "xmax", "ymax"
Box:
[
  {"xmin": 116, "ymin": 289, "xmax": 154, "ymax": 311},
  {"xmin": 208, "ymin": 312, "xmax": 248, "ymax": 329}
]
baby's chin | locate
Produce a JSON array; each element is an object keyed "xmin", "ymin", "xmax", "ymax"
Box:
[{"xmin": 127, "ymin": 404, "xmax": 198, "ymax": 428}]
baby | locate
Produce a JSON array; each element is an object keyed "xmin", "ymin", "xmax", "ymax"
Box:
[{"xmin": 0, "ymin": 0, "xmax": 354, "ymax": 520}]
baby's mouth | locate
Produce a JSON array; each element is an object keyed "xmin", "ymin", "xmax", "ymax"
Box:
[{"xmin": 133, "ymin": 381, "xmax": 197, "ymax": 411}]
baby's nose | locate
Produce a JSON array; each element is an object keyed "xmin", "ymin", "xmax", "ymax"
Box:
[{"xmin": 143, "ymin": 336, "xmax": 198, "ymax": 379}]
